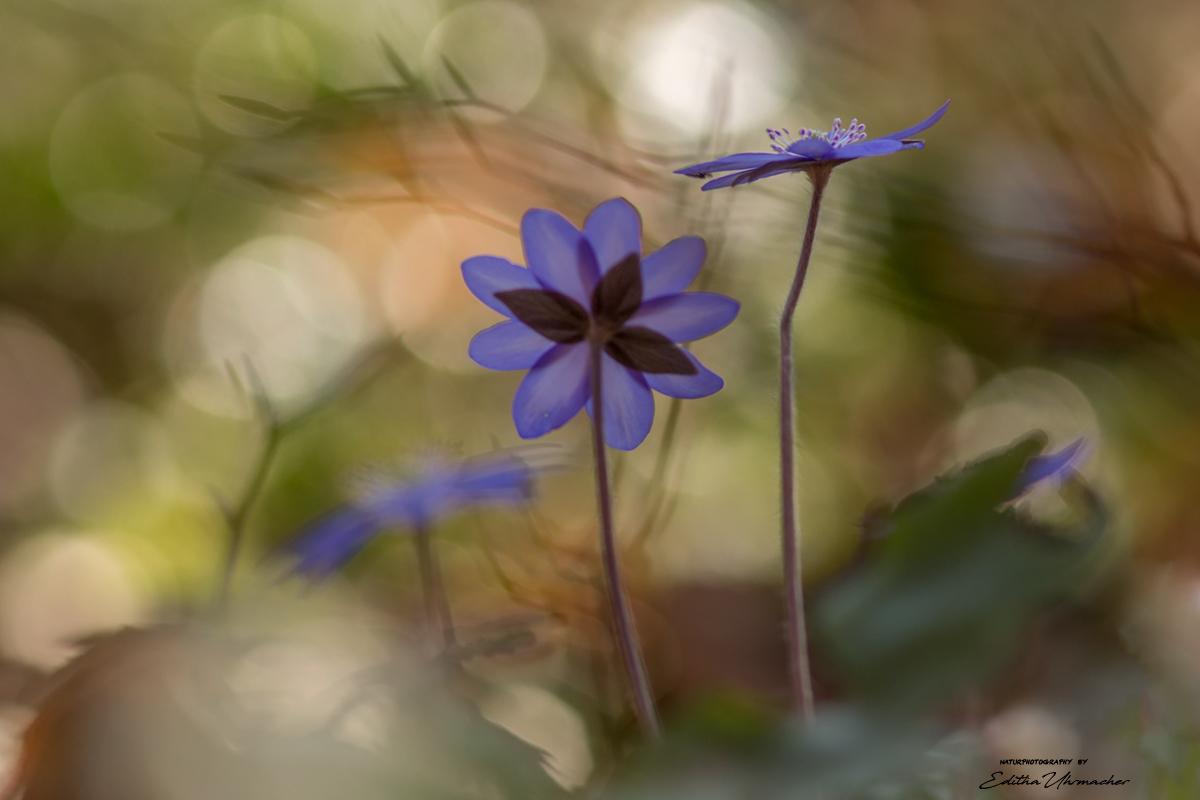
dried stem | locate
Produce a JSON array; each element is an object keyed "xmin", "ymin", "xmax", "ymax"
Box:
[
  {"xmin": 779, "ymin": 166, "xmax": 830, "ymax": 722},
  {"xmin": 590, "ymin": 341, "xmax": 662, "ymax": 740}
]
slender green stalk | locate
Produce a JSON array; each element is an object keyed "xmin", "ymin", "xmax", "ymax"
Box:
[
  {"xmin": 589, "ymin": 341, "xmax": 662, "ymax": 740},
  {"xmin": 217, "ymin": 424, "xmax": 281, "ymax": 609},
  {"xmin": 414, "ymin": 524, "xmax": 457, "ymax": 652},
  {"xmin": 779, "ymin": 166, "xmax": 831, "ymax": 721},
  {"xmin": 214, "ymin": 341, "xmax": 402, "ymax": 610}
]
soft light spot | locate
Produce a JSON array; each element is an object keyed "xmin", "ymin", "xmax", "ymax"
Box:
[
  {"xmin": 984, "ymin": 705, "xmax": 1080, "ymax": 796},
  {"xmin": 334, "ymin": 688, "xmax": 394, "ymax": 752},
  {"xmin": 1126, "ymin": 568, "xmax": 1200, "ymax": 691},
  {"xmin": 194, "ymin": 14, "xmax": 318, "ymax": 136},
  {"xmin": 479, "ymin": 683, "xmax": 592, "ymax": 789},
  {"xmin": 227, "ymin": 620, "xmax": 389, "ymax": 736},
  {"xmin": 50, "ymin": 402, "xmax": 179, "ymax": 522},
  {"xmin": 0, "ymin": 534, "xmax": 144, "ymax": 670},
  {"xmin": 0, "ymin": 706, "xmax": 33, "ymax": 790},
  {"xmin": 0, "ymin": 15, "xmax": 77, "ymax": 145},
  {"xmin": 0, "ymin": 312, "xmax": 86, "ymax": 510},
  {"xmin": 961, "ymin": 144, "xmax": 1080, "ymax": 268},
  {"xmin": 169, "ymin": 235, "xmax": 366, "ymax": 417},
  {"xmin": 381, "ymin": 213, "xmax": 516, "ymax": 372},
  {"xmin": 1156, "ymin": 62, "xmax": 1200, "ymax": 237},
  {"xmin": 49, "ymin": 74, "xmax": 200, "ymax": 230},
  {"xmin": 610, "ymin": 1, "xmax": 794, "ymax": 141},
  {"xmin": 954, "ymin": 368, "xmax": 1097, "ymax": 467},
  {"xmin": 424, "ymin": 1, "xmax": 547, "ymax": 115},
  {"xmin": 287, "ymin": 0, "xmax": 443, "ymax": 88}
]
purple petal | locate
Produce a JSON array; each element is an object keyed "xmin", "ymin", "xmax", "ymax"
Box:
[
  {"xmin": 585, "ymin": 198, "xmax": 642, "ymax": 274},
  {"xmin": 362, "ymin": 474, "xmax": 453, "ymax": 524},
  {"xmin": 462, "ymin": 256, "xmax": 541, "ymax": 317},
  {"xmin": 1010, "ymin": 438, "xmax": 1088, "ymax": 498},
  {"xmin": 784, "ymin": 139, "xmax": 838, "ymax": 159},
  {"xmin": 701, "ymin": 161, "xmax": 805, "ymax": 190},
  {"xmin": 675, "ymin": 151, "xmax": 798, "ymax": 176},
  {"xmin": 835, "ymin": 139, "xmax": 922, "ymax": 159},
  {"xmin": 628, "ymin": 292, "xmax": 740, "ymax": 342},
  {"xmin": 521, "ymin": 209, "xmax": 600, "ymax": 305},
  {"xmin": 455, "ymin": 453, "xmax": 536, "ymax": 502},
  {"xmin": 468, "ymin": 321, "xmax": 555, "ymax": 370},
  {"xmin": 880, "ymin": 100, "xmax": 950, "ymax": 141},
  {"xmin": 645, "ymin": 351, "xmax": 724, "ymax": 399},
  {"xmin": 512, "ymin": 343, "xmax": 590, "ymax": 439},
  {"xmin": 591, "ymin": 354, "xmax": 654, "ymax": 451},
  {"xmin": 284, "ymin": 508, "xmax": 381, "ymax": 578},
  {"xmin": 643, "ymin": 236, "xmax": 706, "ymax": 300}
]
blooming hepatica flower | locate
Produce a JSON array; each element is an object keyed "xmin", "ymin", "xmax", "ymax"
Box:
[
  {"xmin": 464, "ymin": 198, "xmax": 739, "ymax": 451},
  {"xmin": 675, "ymin": 100, "xmax": 949, "ymax": 190},
  {"xmin": 284, "ymin": 450, "xmax": 540, "ymax": 578}
]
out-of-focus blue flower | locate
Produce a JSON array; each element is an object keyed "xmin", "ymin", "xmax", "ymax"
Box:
[
  {"xmin": 675, "ymin": 101, "xmax": 949, "ymax": 190},
  {"xmin": 1010, "ymin": 438, "xmax": 1089, "ymax": 498},
  {"xmin": 283, "ymin": 449, "xmax": 543, "ymax": 578},
  {"xmin": 463, "ymin": 197, "xmax": 740, "ymax": 451}
]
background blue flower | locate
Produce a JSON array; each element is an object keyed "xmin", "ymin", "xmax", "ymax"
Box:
[
  {"xmin": 676, "ymin": 101, "xmax": 949, "ymax": 190},
  {"xmin": 463, "ymin": 198, "xmax": 739, "ymax": 451},
  {"xmin": 1010, "ymin": 438, "xmax": 1089, "ymax": 498},
  {"xmin": 283, "ymin": 450, "xmax": 541, "ymax": 578}
]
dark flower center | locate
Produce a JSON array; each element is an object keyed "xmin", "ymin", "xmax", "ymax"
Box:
[
  {"xmin": 591, "ymin": 253, "xmax": 643, "ymax": 330},
  {"xmin": 490, "ymin": 288, "xmax": 588, "ymax": 344},
  {"xmin": 495, "ymin": 252, "xmax": 697, "ymax": 375}
]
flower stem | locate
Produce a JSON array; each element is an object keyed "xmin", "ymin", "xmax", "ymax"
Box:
[
  {"xmin": 779, "ymin": 166, "xmax": 830, "ymax": 722},
  {"xmin": 589, "ymin": 342, "xmax": 662, "ymax": 740},
  {"xmin": 414, "ymin": 524, "xmax": 458, "ymax": 653},
  {"xmin": 217, "ymin": 423, "xmax": 281, "ymax": 610}
]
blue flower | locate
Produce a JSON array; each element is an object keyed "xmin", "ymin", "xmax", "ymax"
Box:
[
  {"xmin": 463, "ymin": 198, "xmax": 740, "ymax": 451},
  {"xmin": 675, "ymin": 101, "xmax": 949, "ymax": 190},
  {"xmin": 283, "ymin": 450, "xmax": 541, "ymax": 578},
  {"xmin": 1010, "ymin": 438, "xmax": 1089, "ymax": 499}
]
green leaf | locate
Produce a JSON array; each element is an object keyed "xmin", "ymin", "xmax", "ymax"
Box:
[
  {"xmin": 440, "ymin": 56, "xmax": 478, "ymax": 100},
  {"xmin": 874, "ymin": 433, "xmax": 1045, "ymax": 570},
  {"xmin": 228, "ymin": 167, "xmax": 337, "ymax": 201},
  {"xmin": 156, "ymin": 131, "xmax": 210, "ymax": 155},
  {"xmin": 815, "ymin": 435, "xmax": 1107, "ymax": 710},
  {"xmin": 218, "ymin": 94, "xmax": 301, "ymax": 121},
  {"xmin": 380, "ymin": 38, "xmax": 420, "ymax": 88}
]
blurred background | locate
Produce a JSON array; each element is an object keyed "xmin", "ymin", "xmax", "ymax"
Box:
[{"xmin": 1, "ymin": 0, "xmax": 1199, "ymax": 796}]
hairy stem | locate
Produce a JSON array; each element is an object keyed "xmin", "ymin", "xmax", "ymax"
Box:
[
  {"xmin": 414, "ymin": 524, "xmax": 457, "ymax": 653},
  {"xmin": 590, "ymin": 342, "xmax": 662, "ymax": 740},
  {"xmin": 779, "ymin": 167, "xmax": 830, "ymax": 721}
]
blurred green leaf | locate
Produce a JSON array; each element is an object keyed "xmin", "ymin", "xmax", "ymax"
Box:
[
  {"xmin": 874, "ymin": 434, "xmax": 1044, "ymax": 570},
  {"xmin": 156, "ymin": 131, "xmax": 211, "ymax": 156},
  {"xmin": 228, "ymin": 166, "xmax": 337, "ymax": 201},
  {"xmin": 609, "ymin": 704, "xmax": 941, "ymax": 800},
  {"xmin": 440, "ymin": 56, "xmax": 479, "ymax": 102},
  {"xmin": 218, "ymin": 94, "xmax": 303, "ymax": 121},
  {"xmin": 816, "ymin": 435, "xmax": 1107, "ymax": 709},
  {"xmin": 380, "ymin": 38, "xmax": 420, "ymax": 90},
  {"xmin": 668, "ymin": 690, "xmax": 776, "ymax": 747}
]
